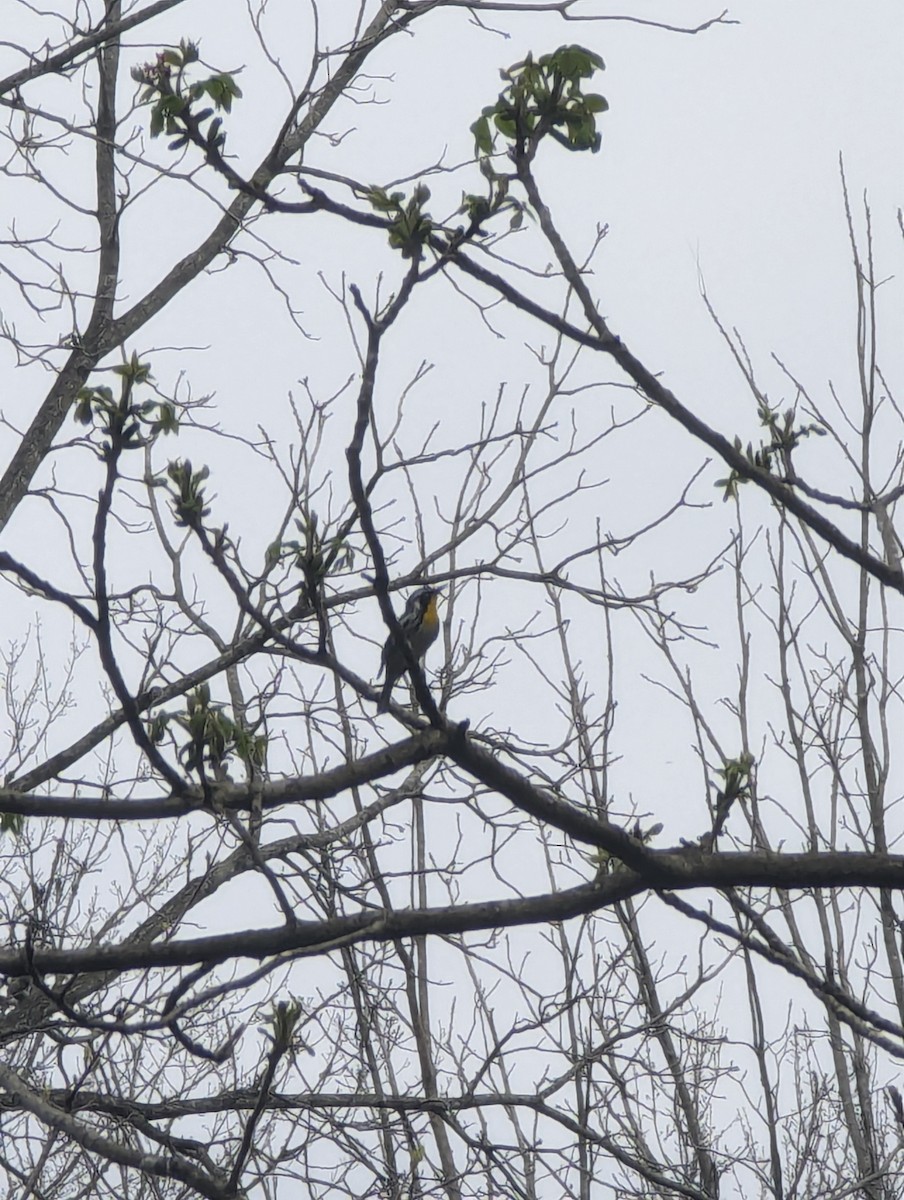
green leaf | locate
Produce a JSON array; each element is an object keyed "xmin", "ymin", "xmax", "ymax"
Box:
[
  {"xmin": 158, "ymin": 95, "xmax": 185, "ymax": 117},
  {"xmin": 0, "ymin": 812, "xmax": 24, "ymax": 838},
  {"xmin": 112, "ymin": 352, "xmax": 151, "ymax": 382},
  {"xmin": 74, "ymin": 391, "xmax": 95, "ymax": 425},
  {"xmin": 471, "ymin": 115, "xmax": 493, "ymax": 156},
  {"xmin": 553, "ymin": 45, "xmax": 605, "ymax": 79},
  {"xmin": 204, "ymin": 73, "xmax": 242, "ymax": 112}
]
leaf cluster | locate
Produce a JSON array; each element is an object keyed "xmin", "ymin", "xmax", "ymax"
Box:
[
  {"xmin": 0, "ymin": 811, "xmax": 25, "ymax": 838},
  {"xmin": 266, "ymin": 509, "xmax": 354, "ymax": 594},
  {"xmin": 149, "ymin": 683, "xmax": 266, "ymax": 778},
  {"xmin": 459, "ymin": 159, "xmax": 527, "ymax": 235},
  {"xmin": 717, "ymin": 753, "xmax": 755, "ymax": 803},
  {"xmin": 471, "ymin": 45, "xmax": 608, "ymax": 158},
  {"xmin": 74, "ymin": 354, "xmax": 177, "ymax": 458},
  {"xmin": 166, "ymin": 459, "xmax": 211, "ymax": 528},
  {"xmin": 717, "ymin": 401, "xmax": 825, "ymax": 500},
  {"xmin": 132, "ymin": 39, "xmax": 242, "ymax": 154},
  {"xmin": 365, "ymin": 183, "xmax": 434, "ymax": 259},
  {"xmin": 261, "ymin": 999, "xmax": 304, "ymax": 1053}
]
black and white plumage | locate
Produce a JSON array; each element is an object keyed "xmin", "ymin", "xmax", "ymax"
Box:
[{"xmin": 377, "ymin": 587, "xmax": 441, "ymax": 713}]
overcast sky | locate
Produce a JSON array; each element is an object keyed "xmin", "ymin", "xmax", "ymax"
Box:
[
  {"xmin": 0, "ymin": 0, "xmax": 899, "ymax": 804},
  {"xmin": 0, "ymin": 5, "xmax": 902, "ymax": 1194},
  {"xmin": 0, "ymin": 0, "xmax": 901, "ymax": 797}
]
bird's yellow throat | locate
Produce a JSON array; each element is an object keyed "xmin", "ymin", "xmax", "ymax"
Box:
[{"xmin": 423, "ymin": 593, "xmax": 439, "ymax": 631}]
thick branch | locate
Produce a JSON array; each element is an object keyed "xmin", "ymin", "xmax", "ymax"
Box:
[
  {"xmin": 1, "ymin": 854, "xmax": 902, "ymax": 980},
  {"xmin": 0, "ymin": 730, "xmax": 447, "ymax": 819}
]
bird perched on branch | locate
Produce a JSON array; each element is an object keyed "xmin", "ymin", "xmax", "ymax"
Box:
[{"xmin": 377, "ymin": 586, "xmax": 441, "ymax": 713}]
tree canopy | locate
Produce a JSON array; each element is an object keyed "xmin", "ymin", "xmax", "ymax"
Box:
[{"xmin": 0, "ymin": 3, "xmax": 902, "ymax": 1198}]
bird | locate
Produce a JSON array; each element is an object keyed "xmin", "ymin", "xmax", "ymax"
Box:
[{"xmin": 377, "ymin": 586, "xmax": 441, "ymax": 713}]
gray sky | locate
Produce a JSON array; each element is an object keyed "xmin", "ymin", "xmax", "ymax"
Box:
[
  {"xmin": 1, "ymin": 1, "xmax": 900, "ymax": 804},
  {"xmin": 0, "ymin": 5, "xmax": 902, "ymax": 1193},
  {"xmin": 1, "ymin": 0, "xmax": 901, "ymax": 817}
]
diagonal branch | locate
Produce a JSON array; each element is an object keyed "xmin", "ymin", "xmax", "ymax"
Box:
[
  {"xmin": 0, "ymin": 1060, "xmax": 239, "ymax": 1200},
  {"xmin": 441, "ymin": 191, "xmax": 904, "ymax": 597},
  {"xmin": 0, "ymin": 0, "xmax": 412, "ymax": 534},
  {"xmin": 0, "ymin": 0, "xmax": 189, "ymax": 97}
]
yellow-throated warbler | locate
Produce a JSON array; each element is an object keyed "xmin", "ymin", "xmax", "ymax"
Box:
[{"xmin": 377, "ymin": 586, "xmax": 441, "ymax": 713}]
